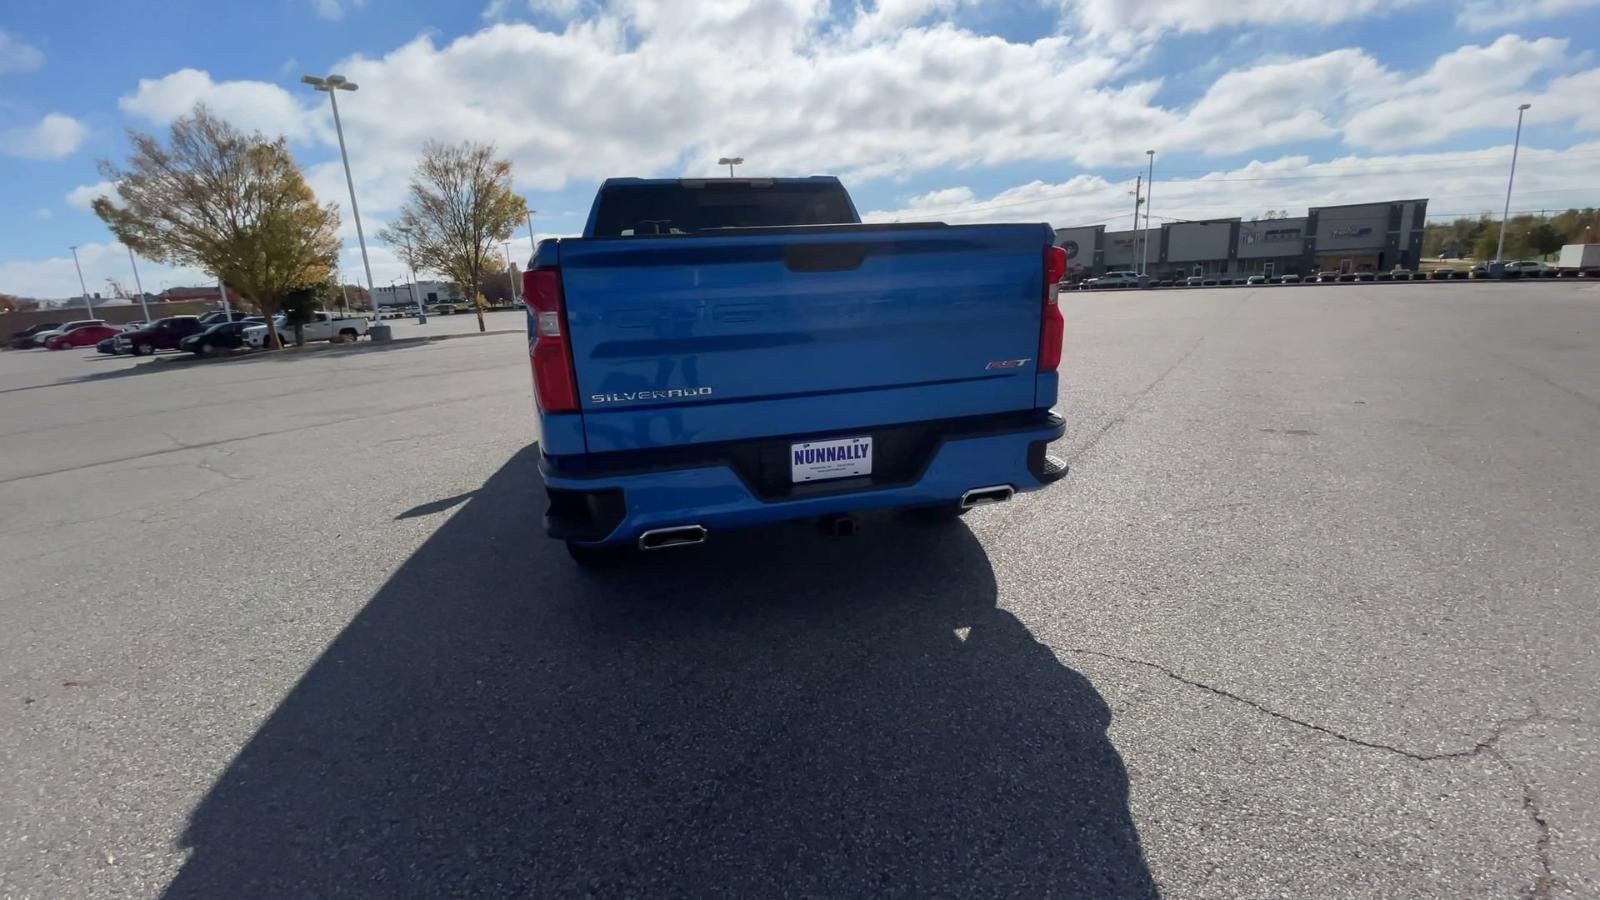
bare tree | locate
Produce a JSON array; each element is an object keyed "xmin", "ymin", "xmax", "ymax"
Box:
[
  {"xmin": 92, "ymin": 105, "xmax": 341, "ymax": 350},
  {"xmin": 379, "ymin": 141, "xmax": 526, "ymax": 333}
]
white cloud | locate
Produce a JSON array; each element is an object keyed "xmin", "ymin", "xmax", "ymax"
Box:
[
  {"xmin": 1342, "ymin": 36, "xmax": 1567, "ymax": 149},
  {"xmin": 313, "ymin": 0, "xmax": 367, "ymax": 21},
  {"xmin": 0, "ymin": 242, "xmax": 213, "ymax": 303},
  {"xmin": 863, "ymin": 143, "xmax": 1600, "ymax": 228},
  {"xmin": 0, "ymin": 113, "xmax": 89, "ymax": 159},
  {"xmin": 1062, "ymin": 0, "xmax": 1417, "ymax": 39},
  {"xmin": 1456, "ymin": 0, "xmax": 1600, "ymax": 29},
  {"xmin": 0, "ymin": 30, "xmax": 45, "ymax": 73},
  {"xmin": 66, "ymin": 180, "xmax": 117, "ymax": 210},
  {"xmin": 34, "ymin": 208, "xmax": 52, "ymax": 221},
  {"xmin": 80, "ymin": 9, "xmax": 1600, "ymax": 266},
  {"xmin": 118, "ymin": 69, "xmax": 324, "ymax": 143}
]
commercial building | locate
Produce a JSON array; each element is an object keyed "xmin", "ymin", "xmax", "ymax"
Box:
[
  {"xmin": 1055, "ymin": 198, "xmax": 1427, "ymax": 279},
  {"xmin": 1237, "ymin": 217, "xmax": 1309, "ymax": 278},
  {"xmin": 1307, "ymin": 200, "xmax": 1428, "ymax": 274},
  {"xmin": 373, "ymin": 280, "xmax": 455, "ymax": 307}
]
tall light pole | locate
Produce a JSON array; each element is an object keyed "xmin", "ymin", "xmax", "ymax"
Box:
[
  {"xmin": 125, "ymin": 245, "xmax": 151, "ymax": 322},
  {"xmin": 69, "ymin": 246, "xmax": 95, "ymax": 318},
  {"xmin": 501, "ymin": 240, "xmax": 519, "ymax": 304},
  {"xmin": 1496, "ymin": 103, "xmax": 1532, "ymax": 264},
  {"xmin": 302, "ymin": 73, "xmax": 382, "ymax": 335},
  {"xmin": 1141, "ymin": 149, "xmax": 1155, "ymax": 277},
  {"xmin": 717, "ymin": 156, "xmax": 744, "ymax": 177},
  {"xmin": 401, "ymin": 233, "xmax": 425, "ymax": 324}
]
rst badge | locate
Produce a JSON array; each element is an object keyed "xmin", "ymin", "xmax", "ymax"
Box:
[{"xmin": 985, "ymin": 359, "xmax": 1031, "ymax": 370}]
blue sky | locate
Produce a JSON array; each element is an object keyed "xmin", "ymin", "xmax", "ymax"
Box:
[{"xmin": 4, "ymin": 0, "xmax": 1600, "ymax": 299}]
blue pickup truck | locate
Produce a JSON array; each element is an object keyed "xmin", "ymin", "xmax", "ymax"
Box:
[{"xmin": 523, "ymin": 176, "xmax": 1068, "ymax": 564}]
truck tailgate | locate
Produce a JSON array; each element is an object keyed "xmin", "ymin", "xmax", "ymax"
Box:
[{"xmin": 556, "ymin": 223, "xmax": 1053, "ymax": 453}]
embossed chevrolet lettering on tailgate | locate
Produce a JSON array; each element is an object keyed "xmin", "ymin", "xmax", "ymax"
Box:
[{"xmin": 589, "ymin": 387, "xmax": 714, "ymax": 404}]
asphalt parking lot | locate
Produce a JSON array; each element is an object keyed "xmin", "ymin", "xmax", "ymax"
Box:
[{"xmin": 2, "ymin": 283, "xmax": 1597, "ymax": 898}]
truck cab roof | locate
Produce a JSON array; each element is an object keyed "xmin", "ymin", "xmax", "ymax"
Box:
[{"xmin": 584, "ymin": 176, "xmax": 861, "ymax": 238}]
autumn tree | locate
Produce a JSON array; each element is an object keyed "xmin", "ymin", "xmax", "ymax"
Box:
[
  {"xmin": 92, "ymin": 105, "xmax": 340, "ymax": 350},
  {"xmin": 378, "ymin": 141, "xmax": 526, "ymax": 333}
]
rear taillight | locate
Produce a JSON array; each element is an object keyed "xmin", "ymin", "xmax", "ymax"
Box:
[
  {"xmin": 523, "ymin": 267, "xmax": 579, "ymax": 413},
  {"xmin": 1040, "ymin": 246, "xmax": 1066, "ymax": 372}
]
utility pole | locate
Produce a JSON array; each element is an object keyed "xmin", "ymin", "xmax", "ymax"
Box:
[{"xmin": 1130, "ymin": 175, "xmax": 1142, "ymax": 272}]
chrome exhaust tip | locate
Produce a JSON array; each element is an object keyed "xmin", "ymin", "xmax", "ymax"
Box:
[
  {"xmin": 959, "ymin": 485, "xmax": 1015, "ymax": 509},
  {"xmin": 637, "ymin": 525, "xmax": 708, "ymax": 550}
]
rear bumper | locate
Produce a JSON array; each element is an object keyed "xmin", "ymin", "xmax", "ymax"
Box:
[{"xmin": 540, "ymin": 411, "xmax": 1065, "ymax": 545}]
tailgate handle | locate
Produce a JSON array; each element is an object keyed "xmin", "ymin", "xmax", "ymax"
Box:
[{"xmin": 783, "ymin": 244, "xmax": 869, "ymax": 273}]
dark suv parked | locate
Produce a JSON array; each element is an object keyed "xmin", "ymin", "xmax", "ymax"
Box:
[{"xmin": 121, "ymin": 316, "xmax": 204, "ymax": 355}]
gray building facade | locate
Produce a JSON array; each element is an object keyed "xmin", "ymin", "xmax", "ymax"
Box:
[
  {"xmin": 1307, "ymin": 199, "xmax": 1427, "ymax": 273},
  {"xmin": 1237, "ymin": 217, "xmax": 1311, "ymax": 276},
  {"xmin": 1053, "ymin": 197, "xmax": 1427, "ymax": 279}
]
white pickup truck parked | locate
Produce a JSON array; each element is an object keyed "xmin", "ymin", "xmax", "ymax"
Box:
[{"xmin": 244, "ymin": 311, "xmax": 369, "ymax": 348}]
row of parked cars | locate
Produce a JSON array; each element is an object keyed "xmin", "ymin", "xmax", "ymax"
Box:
[
  {"xmin": 6, "ymin": 310, "xmax": 371, "ymax": 357},
  {"xmin": 1074, "ymin": 259, "xmax": 1581, "ymax": 289}
]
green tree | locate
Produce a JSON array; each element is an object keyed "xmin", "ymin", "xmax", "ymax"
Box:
[
  {"xmin": 1472, "ymin": 222, "xmax": 1502, "ymax": 261},
  {"xmin": 92, "ymin": 105, "xmax": 340, "ymax": 350},
  {"xmin": 378, "ymin": 141, "xmax": 527, "ymax": 333},
  {"xmin": 1525, "ymin": 222, "xmax": 1566, "ymax": 259}
]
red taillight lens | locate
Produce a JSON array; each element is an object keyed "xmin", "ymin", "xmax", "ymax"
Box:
[
  {"xmin": 523, "ymin": 267, "xmax": 579, "ymax": 413},
  {"xmin": 1039, "ymin": 247, "xmax": 1065, "ymax": 372},
  {"xmin": 1045, "ymin": 245, "xmax": 1068, "ymax": 285}
]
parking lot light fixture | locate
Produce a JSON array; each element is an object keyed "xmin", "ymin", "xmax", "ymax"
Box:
[
  {"xmin": 717, "ymin": 156, "xmax": 744, "ymax": 177},
  {"xmin": 303, "ymin": 73, "xmax": 379, "ymax": 328},
  {"xmin": 125, "ymin": 246, "xmax": 151, "ymax": 323},
  {"xmin": 69, "ymin": 246, "xmax": 95, "ymax": 318},
  {"xmin": 1141, "ymin": 150, "xmax": 1155, "ymax": 277},
  {"xmin": 1495, "ymin": 103, "xmax": 1532, "ymax": 264}
]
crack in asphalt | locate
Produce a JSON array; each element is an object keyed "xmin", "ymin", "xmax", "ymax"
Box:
[
  {"xmin": 1064, "ymin": 295, "xmax": 1252, "ymax": 465},
  {"xmin": 1060, "ymin": 646, "xmax": 1586, "ymax": 899}
]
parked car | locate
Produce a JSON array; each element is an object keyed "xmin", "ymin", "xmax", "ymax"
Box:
[
  {"xmin": 29, "ymin": 319, "xmax": 106, "ymax": 347},
  {"xmin": 242, "ymin": 315, "xmax": 288, "ymax": 348},
  {"xmin": 179, "ymin": 321, "xmax": 255, "ymax": 356},
  {"xmin": 1088, "ymin": 271, "xmax": 1140, "ymax": 288},
  {"xmin": 8, "ymin": 322, "xmax": 63, "ymax": 349},
  {"xmin": 95, "ymin": 335, "xmax": 121, "ymax": 355},
  {"xmin": 1278, "ymin": 273, "xmax": 1301, "ymax": 284},
  {"xmin": 197, "ymin": 310, "xmax": 255, "ymax": 327},
  {"xmin": 243, "ymin": 311, "xmax": 369, "ymax": 348},
  {"xmin": 532, "ymin": 175, "xmax": 1068, "ymax": 565},
  {"xmin": 1470, "ymin": 263, "xmax": 1493, "ymax": 278},
  {"xmin": 1503, "ymin": 260, "xmax": 1554, "ymax": 277},
  {"xmin": 1246, "ymin": 274, "xmax": 1266, "ymax": 285},
  {"xmin": 116, "ymin": 316, "xmax": 204, "ymax": 355},
  {"xmin": 45, "ymin": 323, "xmax": 123, "ymax": 350}
]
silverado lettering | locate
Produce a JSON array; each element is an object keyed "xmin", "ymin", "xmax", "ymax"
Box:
[{"xmin": 589, "ymin": 387, "xmax": 713, "ymax": 403}]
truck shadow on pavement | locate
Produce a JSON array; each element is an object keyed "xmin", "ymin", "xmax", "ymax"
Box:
[{"xmin": 165, "ymin": 446, "xmax": 1158, "ymax": 898}]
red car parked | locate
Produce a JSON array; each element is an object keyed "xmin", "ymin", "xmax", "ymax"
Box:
[{"xmin": 45, "ymin": 324, "xmax": 123, "ymax": 350}]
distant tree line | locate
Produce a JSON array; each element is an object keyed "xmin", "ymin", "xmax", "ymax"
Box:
[{"xmin": 1422, "ymin": 208, "xmax": 1599, "ymax": 260}]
